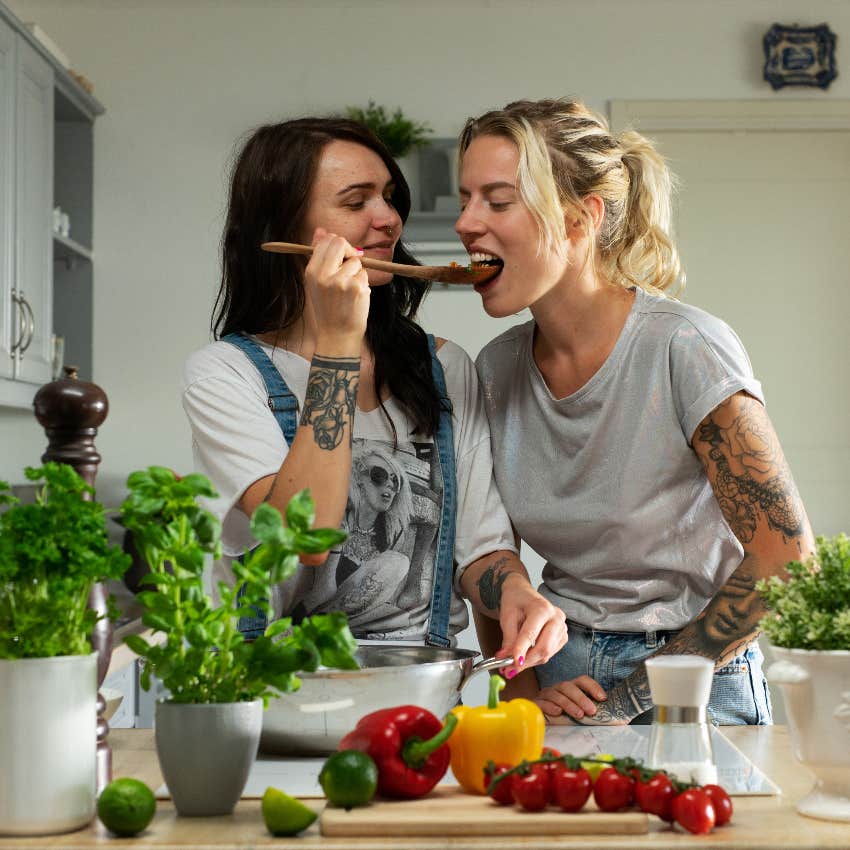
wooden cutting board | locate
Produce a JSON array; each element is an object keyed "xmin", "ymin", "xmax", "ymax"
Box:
[{"xmin": 320, "ymin": 785, "xmax": 649, "ymax": 836}]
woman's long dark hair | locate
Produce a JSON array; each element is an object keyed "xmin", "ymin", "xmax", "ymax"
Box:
[{"xmin": 213, "ymin": 117, "xmax": 443, "ymax": 438}]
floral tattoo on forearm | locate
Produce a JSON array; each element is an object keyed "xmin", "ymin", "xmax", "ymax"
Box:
[{"xmin": 299, "ymin": 355, "xmax": 359, "ymax": 450}]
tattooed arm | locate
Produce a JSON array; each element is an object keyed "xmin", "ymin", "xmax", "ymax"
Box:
[
  {"xmin": 460, "ymin": 551, "xmax": 568, "ymax": 676},
  {"xmin": 240, "ymin": 353, "xmax": 361, "ymax": 559},
  {"xmin": 573, "ymin": 391, "xmax": 815, "ymax": 725}
]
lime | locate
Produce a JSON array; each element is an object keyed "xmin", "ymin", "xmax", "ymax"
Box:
[
  {"xmin": 261, "ymin": 786, "xmax": 318, "ymax": 836},
  {"xmin": 97, "ymin": 777, "xmax": 156, "ymax": 837},
  {"xmin": 581, "ymin": 753, "xmax": 616, "ymax": 782},
  {"xmin": 319, "ymin": 749, "xmax": 378, "ymax": 809}
]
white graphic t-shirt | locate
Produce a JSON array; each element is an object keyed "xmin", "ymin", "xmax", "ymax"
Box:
[{"xmin": 182, "ymin": 337, "xmax": 516, "ymax": 643}]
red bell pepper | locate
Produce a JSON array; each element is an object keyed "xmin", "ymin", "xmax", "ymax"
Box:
[{"xmin": 338, "ymin": 705, "xmax": 458, "ymax": 799}]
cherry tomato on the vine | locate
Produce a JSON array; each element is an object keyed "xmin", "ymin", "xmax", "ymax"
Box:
[
  {"xmin": 592, "ymin": 767, "xmax": 635, "ymax": 812},
  {"xmin": 484, "ymin": 763, "xmax": 515, "ymax": 806},
  {"xmin": 701, "ymin": 784, "xmax": 733, "ymax": 826},
  {"xmin": 511, "ymin": 764, "xmax": 551, "ymax": 812},
  {"xmin": 672, "ymin": 788, "xmax": 716, "ymax": 835},
  {"xmin": 551, "ymin": 765, "xmax": 592, "ymax": 812},
  {"xmin": 634, "ymin": 771, "xmax": 675, "ymax": 822}
]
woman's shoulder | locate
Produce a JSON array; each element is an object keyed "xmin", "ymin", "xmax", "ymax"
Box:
[
  {"xmin": 474, "ymin": 319, "xmax": 535, "ymax": 372},
  {"xmin": 636, "ymin": 290, "xmax": 746, "ymax": 353},
  {"xmin": 183, "ymin": 338, "xmax": 259, "ymax": 389}
]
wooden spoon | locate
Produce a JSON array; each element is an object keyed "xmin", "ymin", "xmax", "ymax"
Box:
[{"xmin": 260, "ymin": 241, "xmax": 499, "ymax": 286}]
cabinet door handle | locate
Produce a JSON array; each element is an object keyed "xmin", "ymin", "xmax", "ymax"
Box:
[
  {"xmin": 18, "ymin": 293, "xmax": 35, "ymax": 355},
  {"xmin": 10, "ymin": 290, "xmax": 27, "ymax": 355}
]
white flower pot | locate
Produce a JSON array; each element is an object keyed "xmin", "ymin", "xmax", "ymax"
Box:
[
  {"xmin": 155, "ymin": 699, "xmax": 263, "ymax": 816},
  {"xmin": 0, "ymin": 653, "xmax": 97, "ymax": 835},
  {"xmin": 767, "ymin": 645, "xmax": 850, "ymax": 821}
]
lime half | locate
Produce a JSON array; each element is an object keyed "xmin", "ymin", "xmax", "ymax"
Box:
[
  {"xmin": 261, "ymin": 787, "xmax": 318, "ymax": 836},
  {"xmin": 97, "ymin": 777, "xmax": 156, "ymax": 837}
]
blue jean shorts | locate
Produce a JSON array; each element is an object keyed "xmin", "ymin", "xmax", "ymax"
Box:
[{"xmin": 534, "ymin": 620, "xmax": 772, "ymax": 726}]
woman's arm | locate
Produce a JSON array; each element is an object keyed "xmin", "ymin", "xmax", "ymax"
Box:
[
  {"xmin": 576, "ymin": 391, "xmax": 815, "ymax": 724},
  {"xmin": 240, "ymin": 232, "xmax": 370, "ymax": 560},
  {"xmin": 461, "ymin": 550, "xmax": 568, "ymax": 677}
]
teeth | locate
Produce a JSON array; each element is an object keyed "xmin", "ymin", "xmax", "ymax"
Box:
[{"xmin": 469, "ymin": 251, "xmax": 500, "ymax": 263}]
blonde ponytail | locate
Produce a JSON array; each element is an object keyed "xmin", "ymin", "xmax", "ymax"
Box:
[{"xmin": 610, "ymin": 131, "xmax": 683, "ymax": 295}]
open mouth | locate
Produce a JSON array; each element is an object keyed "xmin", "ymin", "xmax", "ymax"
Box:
[{"xmin": 468, "ymin": 251, "xmax": 504, "ymax": 287}]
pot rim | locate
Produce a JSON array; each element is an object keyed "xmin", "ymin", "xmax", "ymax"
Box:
[
  {"xmin": 295, "ymin": 644, "xmax": 479, "ymax": 681},
  {"xmin": 156, "ymin": 697, "xmax": 264, "ymax": 707}
]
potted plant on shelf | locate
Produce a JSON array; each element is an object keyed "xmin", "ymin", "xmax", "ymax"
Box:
[
  {"xmin": 758, "ymin": 533, "xmax": 850, "ymax": 822},
  {"xmin": 345, "ymin": 100, "xmax": 432, "ymax": 209},
  {"xmin": 0, "ymin": 463, "xmax": 130, "ymax": 836},
  {"xmin": 119, "ymin": 467, "xmax": 358, "ymax": 817}
]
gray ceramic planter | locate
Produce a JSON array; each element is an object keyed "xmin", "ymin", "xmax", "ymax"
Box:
[{"xmin": 155, "ymin": 699, "xmax": 262, "ymax": 816}]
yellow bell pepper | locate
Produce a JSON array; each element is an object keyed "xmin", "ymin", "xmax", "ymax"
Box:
[{"xmin": 449, "ymin": 674, "xmax": 545, "ymax": 794}]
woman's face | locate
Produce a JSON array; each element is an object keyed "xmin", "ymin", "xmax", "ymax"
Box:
[
  {"xmin": 360, "ymin": 460, "xmax": 400, "ymax": 514},
  {"xmin": 455, "ymin": 134, "xmax": 570, "ymax": 317},
  {"xmin": 300, "ymin": 140, "xmax": 403, "ymax": 286}
]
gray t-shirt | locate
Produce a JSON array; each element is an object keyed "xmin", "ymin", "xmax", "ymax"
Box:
[
  {"xmin": 183, "ymin": 338, "xmax": 516, "ymax": 644},
  {"xmin": 475, "ymin": 287, "xmax": 763, "ymax": 632}
]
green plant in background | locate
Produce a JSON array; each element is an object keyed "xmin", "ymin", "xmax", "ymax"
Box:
[
  {"xmin": 345, "ymin": 100, "xmax": 432, "ymax": 158},
  {"xmin": 0, "ymin": 463, "xmax": 130, "ymax": 659},
  {"xmin": 120, "ymin": 467, "xmax": 358, "ymax": 705},
  {"xmin": 757, "ymin": 533, "xmax": 850, "ymax": 650}
]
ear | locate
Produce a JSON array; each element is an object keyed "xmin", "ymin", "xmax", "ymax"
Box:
[{"xmin": 564, "ymin": 195, "xmax": 605, "ymax": 239}]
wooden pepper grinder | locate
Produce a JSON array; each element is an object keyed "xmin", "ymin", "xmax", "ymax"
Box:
[{"xmin": 33, "ymin": 365, "xmax": 113, "ymax": 792}]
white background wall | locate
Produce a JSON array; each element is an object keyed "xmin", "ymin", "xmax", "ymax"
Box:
[{"xmin": 1, "ymin": 2, "xmax": 847, "ymax": 698}]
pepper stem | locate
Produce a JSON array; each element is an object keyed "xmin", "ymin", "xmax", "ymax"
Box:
[
  {"xmin": 488, "ymin": 673, "xmax": 506, "ymax": 709},
  {"xmin": 402, "ymin": 713, "xmax": 458, "ymax": 769}
]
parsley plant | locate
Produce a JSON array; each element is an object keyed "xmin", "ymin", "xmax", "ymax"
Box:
[
  {"xmin": 757, "ymin": 534, "xmax": 850, "ymax": 650},
  {"xmin": 0, "ymin": 463, "xmax": 130, "ymax": 659}
]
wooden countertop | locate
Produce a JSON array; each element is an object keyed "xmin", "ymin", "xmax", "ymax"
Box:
[{"xmin": 3, "ymin": 726, "xmax": 849, "ymax": 849}]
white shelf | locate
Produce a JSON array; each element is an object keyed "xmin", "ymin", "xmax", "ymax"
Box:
[{"xmin": 53, "ymin": 233, "xmax": 93, "ymax": 263}]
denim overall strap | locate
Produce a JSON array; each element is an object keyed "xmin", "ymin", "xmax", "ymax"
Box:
[
  {"xmin": 220, "ymin": 332, "xmax": 299, "ymax": 443},
  {"xmin": 221, "ymin": 332, "xmax": 299, "ymax": 637},
  {"xmin": 425, "ymin": 334, "xmax": 456, "ymax": 648}
]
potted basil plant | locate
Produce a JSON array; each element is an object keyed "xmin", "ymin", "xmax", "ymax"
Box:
[
  {"xmin": 0, "ymin": 463, "xmax": 130, "ymax": 836},
  {"xmin": 119, "ymin": 467, "xmax": 358, "ymax": 816},
  {"xmin": 758, "ymin": 534, "xmax": 850, "ymax": 822}
]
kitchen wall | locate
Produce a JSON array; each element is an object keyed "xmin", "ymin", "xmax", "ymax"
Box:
[{"xmin": 1, "ymin": 2, "xmax": 847, "ymax": 694}]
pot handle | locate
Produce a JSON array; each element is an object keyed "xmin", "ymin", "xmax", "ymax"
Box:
[
  {"xmin": 458, "ymin": 655, "xmax": 515, "ymax": 694},
  {"xmin": 766, "ymin": 659, "xmax": 810, "ymax": 686}
]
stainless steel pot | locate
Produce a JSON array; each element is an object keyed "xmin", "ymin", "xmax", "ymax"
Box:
[{"xmin": 260, "ymin": 645, "xmax": 512, "ymax": 755}]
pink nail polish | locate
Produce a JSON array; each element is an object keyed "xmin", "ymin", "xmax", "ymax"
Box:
[
  {"xmin": 518, "ymin": 655, "xmax": 525, "ymax": 666},
  {"xmin": 505, "ymin": 668, "xmax": 517, "ymax": 679}
]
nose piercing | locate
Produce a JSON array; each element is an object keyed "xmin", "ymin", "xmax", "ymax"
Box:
[{"xmin": 383, "ymin": 225, "xmax": 395, "ymax": 236}]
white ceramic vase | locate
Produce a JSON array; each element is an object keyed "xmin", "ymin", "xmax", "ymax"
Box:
[
  {"xmin": 0, "ymin": 653, "xmax": 97, "ymax": 835},
  {"xmin": 155, "ymin": 699, "xmax": 263, "ymax": 816},
  {"xmin": 767, "ymin": 645, "xmax": 850, "ymax": 821}
]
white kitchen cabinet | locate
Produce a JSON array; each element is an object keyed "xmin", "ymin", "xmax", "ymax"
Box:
[{"xmin": 0, "ymin": 2, "xmax": 104, "ymax": 408}]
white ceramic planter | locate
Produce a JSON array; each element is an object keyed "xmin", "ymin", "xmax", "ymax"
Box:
[
  {"xmin": 0, "ymin": 653, "xmax": 97, "ymax": 835},
  {"xmin": 767, "ymin": 645, "xmax": 850, "ymax": 821},
  {"xmin": 155, "ymin": 699, "xmax": 263, "ymax": 816}
]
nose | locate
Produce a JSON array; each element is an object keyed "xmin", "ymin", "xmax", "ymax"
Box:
[
  {"xmin": 374, "ymin": 198, "xmax": 402, "ymax": 234},
  {"xmin": 455, "ymin": 201, "xmax": 485, "ymax": 240}
]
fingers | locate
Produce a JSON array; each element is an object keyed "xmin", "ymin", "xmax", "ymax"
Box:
[
  {"xmin": 536, "ymin": 677, "xmax": 607, "ymax": 721},
  {"xmin": 497, "ymin": 590, "xmax": 568, "ymax": 677}
]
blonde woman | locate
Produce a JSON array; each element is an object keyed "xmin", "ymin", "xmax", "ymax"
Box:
[{"xmin": 456, "ymin": 98, "xmax": 814, "ymax": 724}]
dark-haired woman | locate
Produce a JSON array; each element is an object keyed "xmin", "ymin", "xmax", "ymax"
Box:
[{"xmin": 181, "ymin": 117, "xmax": 567, "ymax": 669}]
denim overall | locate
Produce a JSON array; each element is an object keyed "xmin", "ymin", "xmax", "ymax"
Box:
[{"xmin": 221, "ymin": 332, "xmax": 457, "ymax": 647}]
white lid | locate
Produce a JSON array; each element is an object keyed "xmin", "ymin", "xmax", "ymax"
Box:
[{"xmin": 644, "ymin": 655, "xmax": 713, "ymax": 707}]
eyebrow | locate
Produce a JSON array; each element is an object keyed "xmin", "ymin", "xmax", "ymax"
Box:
[
  {"xmin": 336, "ymin": 180, "xmax": 394, "ymax": 196},
  {"xmin": 458, "ymin": 181, "xmax": 517, "ymax": 195}
]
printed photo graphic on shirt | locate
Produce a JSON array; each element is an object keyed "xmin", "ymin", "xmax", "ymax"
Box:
[{"xmin": 292, "ymin": 438, "xmax": 444, "ymax": 638}]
